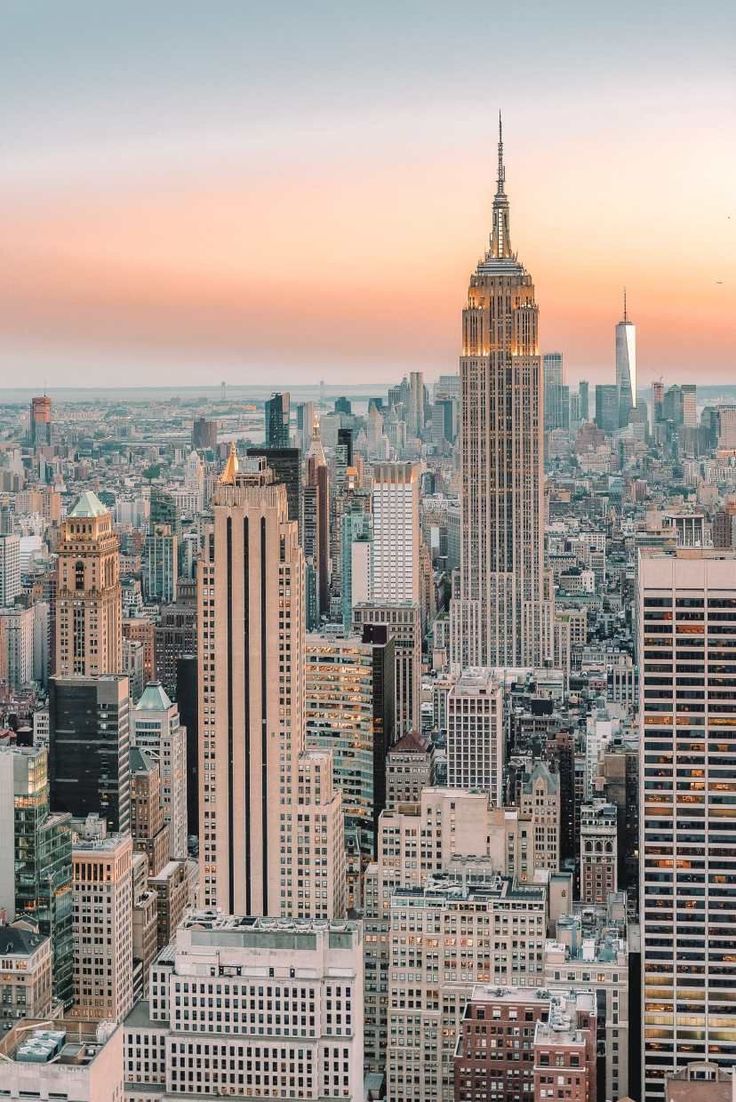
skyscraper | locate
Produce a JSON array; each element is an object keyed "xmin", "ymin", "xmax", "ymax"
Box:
[
  {"xmin": 639, "ymin": 549, "xmax": 736, "ymax": 1098},
  {"xmin": 197, "ymin": 448, "xmax": 344, "ymax": 918},
  {"xmin": 0, "ymin": 745, "xmax": 74, "ymax": 1008},
  {"xmin": 616, "ymin": 290, "xmax": 636, "ymax": 427},
  {"xmin": 55, "ymin": 491, "xmax": 122, "ymax": 677},
  {"xmin": 451, "ymin": 116, "xmax": 545, "ymax": 669},
  {"xmin": 371, "ymin": 461, "xmax": 420, "ymax": 605},
  {"xmin": 132, "ymin": 681, "xmax": 188, "ymax": 860},
  {"xmin": 264, "ymin": 391, "xmax": 291, "ymax": 447},
  {"xmin": 29, "ymin": 394, "xmax": 52, "ymax": 447},
  {"xmin": 0, "ymin": 533, "xmax": 21, "ymax": 607},
  {"xmin": 49, "ymin": 674, "xmax": 131, "ymax": 834}
]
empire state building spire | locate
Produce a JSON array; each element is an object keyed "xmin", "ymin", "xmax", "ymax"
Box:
[{"xmin": 489, "ymin": 111, "xmax": 513, "ymax": 260}]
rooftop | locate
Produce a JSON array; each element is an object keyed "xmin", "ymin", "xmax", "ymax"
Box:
[
  {"xmin": 135, "ymin": 680, "xmax": 173, "ymax": 713},
  {"xmin": 68, "ymin": 490, "xmax": 108, "ymax": 518}
]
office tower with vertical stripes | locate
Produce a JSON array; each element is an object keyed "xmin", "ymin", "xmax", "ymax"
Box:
[
  {"xmin": 197, "ymin": 447, "xmax": 344, "ymax": 918},
  {"xmin": 451, "ymin": 117, "xmax": 545, "ymax": 669}
]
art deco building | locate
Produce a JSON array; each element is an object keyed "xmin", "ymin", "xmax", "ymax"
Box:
[
  {"xmin": 197, "ymin": 447, "xmax": 344, "ymax": 918},
  {"xmin": 55, "ymin": 491, "xmax": 122, "ymax": 677},
  {"xmin": 639, "ymin": 549, "xmax": 736, "ymax": 1099},
  {"xmin": 451, "ymin": 117, "xmax": 545, "ymax": 669},
  {"xmin": 616, "ymin": 290, "xmax": 636, "ymax": 427}
]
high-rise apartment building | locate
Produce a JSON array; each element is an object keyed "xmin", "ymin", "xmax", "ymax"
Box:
[
  {"xmin": 132, "ymin": 681, "xmax": 188, "ymax": 859},
  {"xmin": 447, "ymin": 668, "xmax": 504, "ymax": 805},
  {"xmin": 0, "ymin": 745, "xmax": 74, "ymax": 1008},
  {"xmin": 49, "ymin": 674, "xmax": 131, "ymax": 834},
  {"xmin": 197, "ymin": 449, "xmax": 344, "ymax": 918},
  {"xmin": 29, "ymin": 393, "xmax": 52, "ymax": 447},
  {"xmin": 55, "ymin": 491, "xmax": 122, "ymax": 677},
  {"xmin": 639, "ymin": 549, "xmax": 736, "ymax": 1098},
  {"xmin": 616, "ymin": 291, "xmax": 636, "ymax": 427},
  {"xmin": 264, "ymin": 391, "xmax": 291, "ymax": 448},
  {"xmin": 72, "ymin": 831, "xmax": 133, "ymax": 1022},
  {"xmin": 371, "ymin": 462, "xmax": 421, "ymax": 605},
  {"xmin": 0, "ymin": 532, "xmax": 21, "ymax": 607},
  {"xmin": 123, "ymin": 913, "xmax": 364, "ymax": 1101},
  {"xmin": 451, "ymin": 118, "xmax": 545, "ymax": 668}
]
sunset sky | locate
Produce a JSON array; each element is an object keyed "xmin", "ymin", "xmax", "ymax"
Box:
[{"xmin": 1, "ymin": 1, "xmax": 734, "ymax": 387}]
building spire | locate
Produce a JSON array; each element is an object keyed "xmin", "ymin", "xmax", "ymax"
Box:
[
  {"xmin": 489, "ymin": 111, "xmax": 512, "ymax": 260},
  {"xmin": 623, "ymin": 286, "xmax": 628, "ymax": 323},
  {"xmin": 218, "ymin": 440, "xmax": 239, "ymax": 485}
]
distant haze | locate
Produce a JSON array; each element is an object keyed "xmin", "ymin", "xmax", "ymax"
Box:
[{"xmin": 1, "ymin": 2, "xmax": 734, "ymax": 386}]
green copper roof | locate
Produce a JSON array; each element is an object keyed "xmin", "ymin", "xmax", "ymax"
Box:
[
  {"xmin": 68, "ymin": 490, "xmax": 107, "ymax": 518},
  {"xmin": 135, "ymin": 681, "xmax": 173, "ymax": 712}
]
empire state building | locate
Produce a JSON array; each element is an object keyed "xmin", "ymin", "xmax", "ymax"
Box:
[{"xmin": 451, "ymin": 117, "xmax": 545, "ymax": 669}]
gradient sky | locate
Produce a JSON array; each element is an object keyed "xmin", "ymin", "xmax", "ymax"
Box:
[{"xmin": 1, "ymin": 1, "xmax": 734, "ymax": 387}]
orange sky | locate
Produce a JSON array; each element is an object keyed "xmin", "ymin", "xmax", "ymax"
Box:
[{"xmin": 1, "ymin": 4, "xmax": 734, "ymax": 386}]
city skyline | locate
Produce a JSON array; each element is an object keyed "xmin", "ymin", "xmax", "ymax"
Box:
[{"xmin": 1, "ymin": 1, "xmax": 734, "ymax": 386}]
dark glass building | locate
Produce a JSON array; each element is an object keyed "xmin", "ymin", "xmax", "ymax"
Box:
[{"xmin": 49, "ymin": 675, "xmax": 131, "ymax": 834}]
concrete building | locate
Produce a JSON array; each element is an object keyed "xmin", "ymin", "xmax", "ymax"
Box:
[
  {"xmin": 639, "ymin": 549, "xmax": 736, "ymax": 1098},
  {"xmin": 0, "ymin": 920, "xmax": 54, "ymax": 1034},
  {"xmin": 353, "ymin": 601, "xmax": 421, "ymax": 737},
  {"xmin": 519, "ymin": 760, "xmax": 560, "ymax": 873},
  {"xmin": 385, "ymin": 729, "xmax": 435, "ymax": 812},
  {"xmin": 451, "ymin": 118, "xmax": 545, "ymax": 669},
  {"xmin": 580, "ymin": 801, "xmax": 617, "ymax": 904},
  {"xmin": 197, "ymin": 449, "xmax": 344, "ymax": 918},
  {"xmin": 148, "ymin": 859, "xmax": 195, "ymax": 952},
  {"xmin": 132, "ymin": 681, "xmax": 187, "ymax": 860},
  {"xmin": 0, "ymin": 1018, "xmax": 124, "ymax": 1102},
  {"xmin": 453, "ymin": 986, "xmax": 597, "ymax": 1102},
  {"xmin": 447, "ymin": 668, "xmax": 504, "ymax": 805},
  {"xmin": 371, "ymin": 462, "xmax": 421, "ymax": 604},
  {"xmin": 0, "ymin": 603, "xmax": 35, "ymax": 689},
  {"xmin": 130, "ymin": 746, "xmax": 169, "ymax": 876},
  {"xmin": 72, "ymin": 832, "xmax": 133, "ymax": 1022},
  {"xmin": 49, "ymin": 674, "xmax": 131, "ymax": 834},
  {"xmin": 0, "ymin": 532, "xmax": 21, "ymax": 607},
  {"xmin": 55, "ymin": 491, "xmax": 122, "ymax": 678},
  {"xmin": 544, "ymin": 893, "xmax": 630, "ymax": 1102},
  {"xmin": 532, "ymin": 990, "xmax": 599, "ymax": 1102},
  {"xmin": 123, "ymin": 913, "xmax": 363, "ymax": 1101},
  {"xmin": 386, "ymin": 874, "xmax": 550, "ymax": 1102}
]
